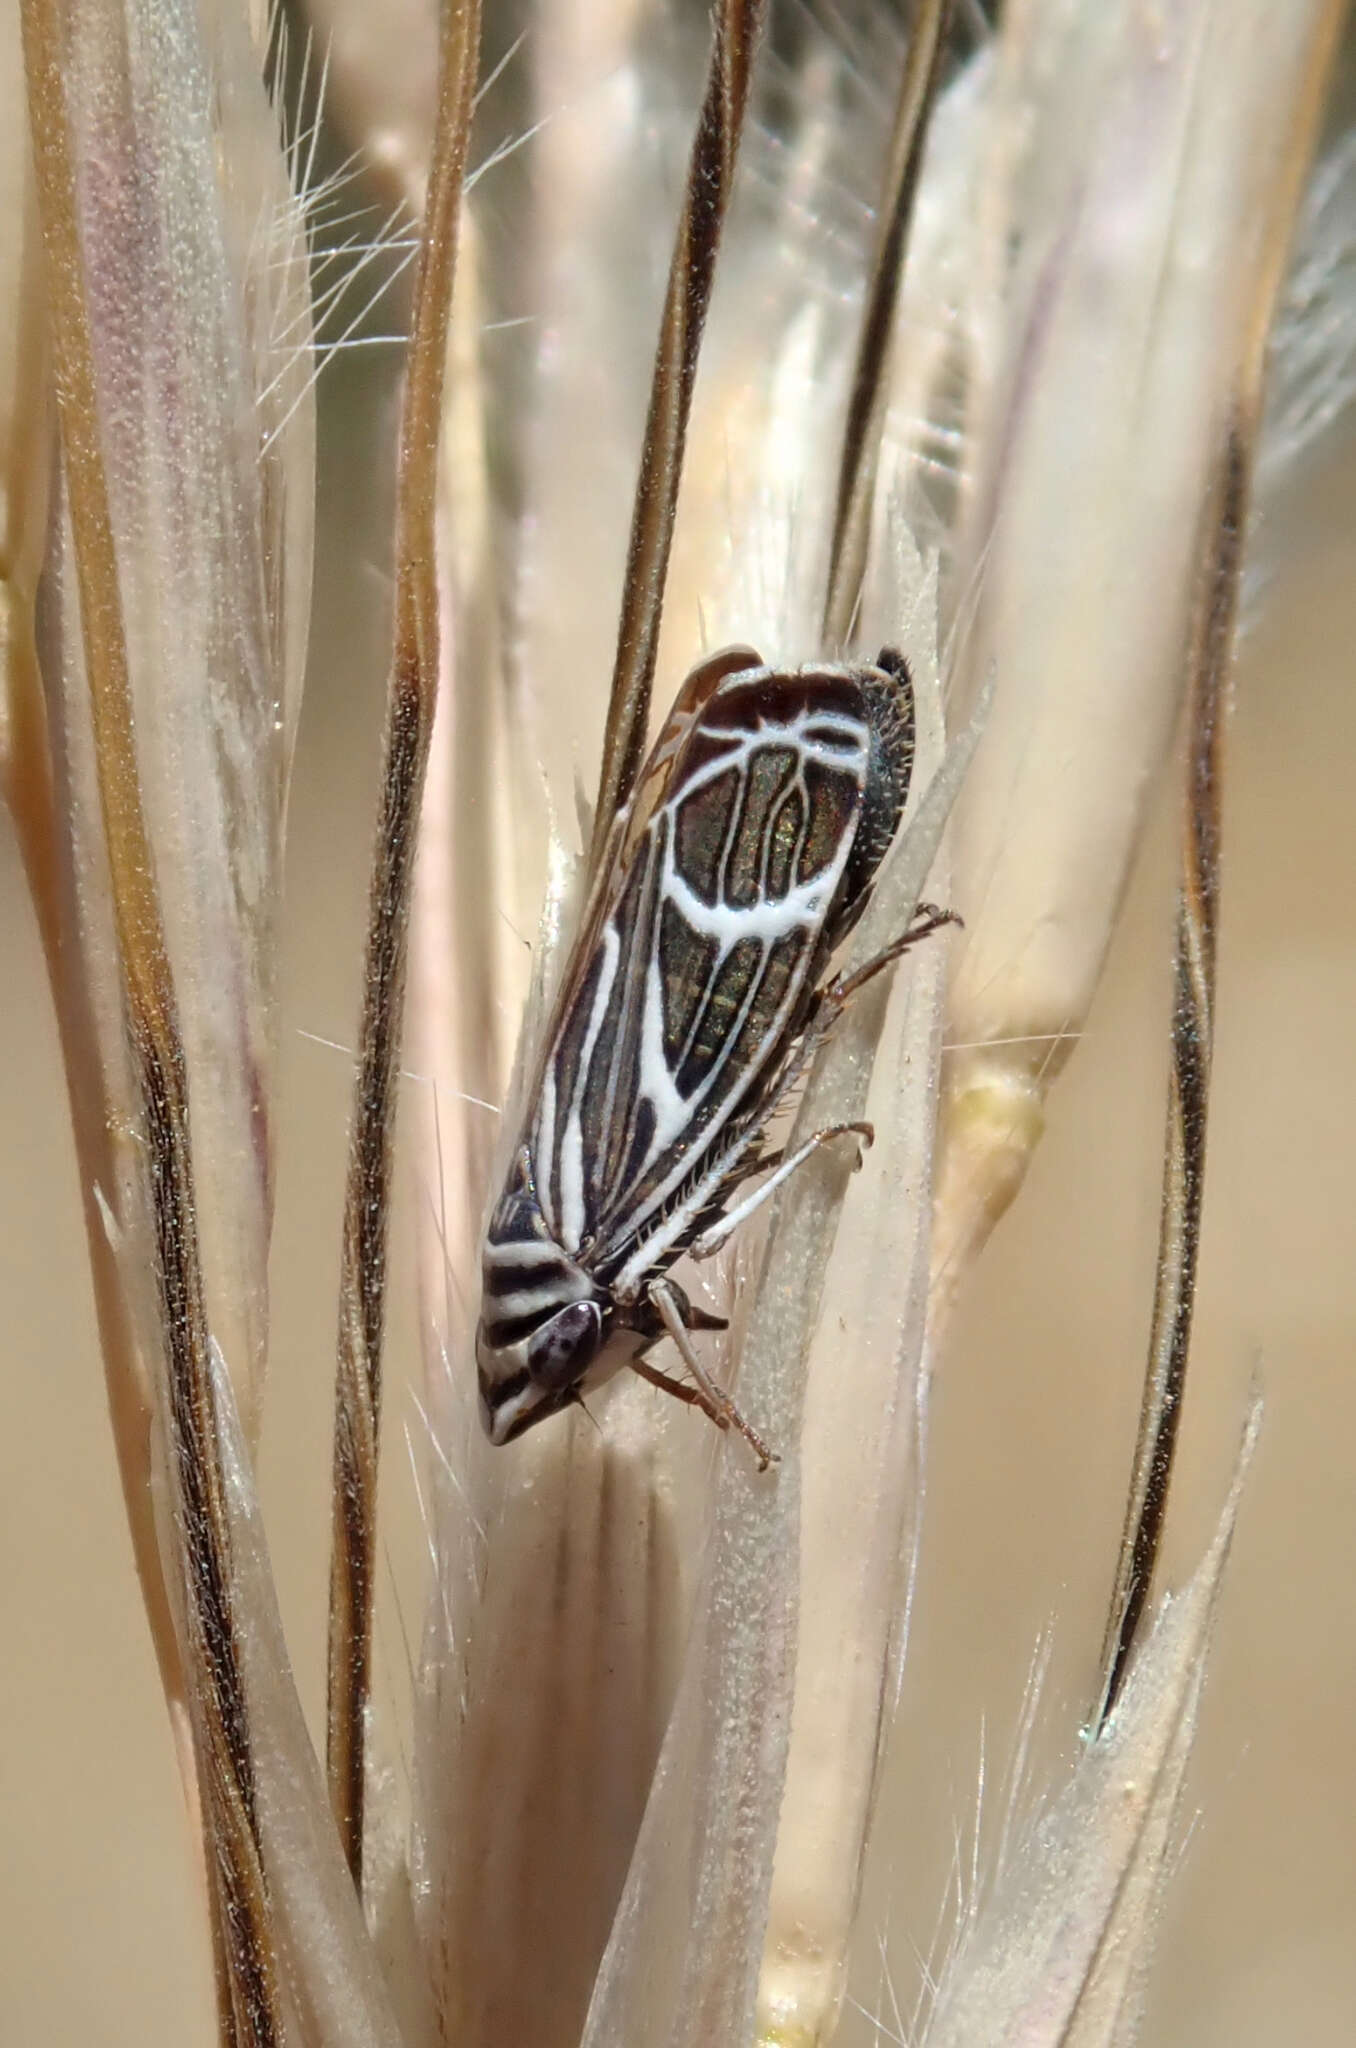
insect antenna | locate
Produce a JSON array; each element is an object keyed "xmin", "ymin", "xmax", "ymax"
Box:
[{"xmin": 569, "ymin": 1388, "xmax": 606, "ymax": 1442}]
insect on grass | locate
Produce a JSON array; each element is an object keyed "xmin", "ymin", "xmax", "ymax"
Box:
[{"xmin": 475, "ymin": 642, "xmax": 958, "ymax": 1465}]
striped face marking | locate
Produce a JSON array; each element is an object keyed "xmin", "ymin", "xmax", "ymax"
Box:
[{"xmin": 476, "ymin": 645, "xmax": 918, "ymax": 1448}]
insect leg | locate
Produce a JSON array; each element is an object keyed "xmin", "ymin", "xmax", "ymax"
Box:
[
  {"xmin": 824, "ymin": 901, "xmax": 962, "ymax": 1008},
  {"xmin": 734, "ymin": 903, "xmax": 961, "ymax": 1152},
  {"xmin": 642, "ymin": 1278, "xmax": 777, "ymax": 1470},
  {"xmin": 690, "ymin": 1122, "xmax": 874, "ymax": 1261},
  {"xmin": 627, "ymin": 1353, "xmax": 720, "ymax": 1420}
]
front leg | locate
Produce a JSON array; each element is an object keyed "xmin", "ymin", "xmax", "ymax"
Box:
[{"xmin": 634, "ymin": 1277, "xmax": 777, "ymax": 1470}]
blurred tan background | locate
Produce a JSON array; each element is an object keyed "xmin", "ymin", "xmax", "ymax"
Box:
[{"xmin": 3, "ymin": 238, "xmax": 1355, "ymax": 2048}]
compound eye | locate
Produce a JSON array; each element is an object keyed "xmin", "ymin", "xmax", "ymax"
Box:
[{"xmin": 527, "ymin": 1299, "xmax": 603, "ymax": 1394}]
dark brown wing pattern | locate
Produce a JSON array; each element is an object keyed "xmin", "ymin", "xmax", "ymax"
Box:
[{"xmin": 529, "ymin": 650, "xmax": 914, "ymax": 1293}]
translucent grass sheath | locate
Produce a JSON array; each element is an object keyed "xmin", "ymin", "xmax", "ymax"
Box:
[
  {"xmin": 821, "ymin": 0, "xmax": 952, "ymax": 648},
  {"xmin": 1096, "ymin": 415, "xmax": 1246, "ymax": 1725},
  {"xmin": 326, "ymin": 0, "xmax": 482, "ymax": 1889},
  {"xmin": 20, "ymin": 3, "xmax": 280, "ymax": 2035},
  {"xmin": 0, "ymin": 84, "xmax": 191, "ymax": 1788},
  {"xmin": 587, "ymin": 0, "xmax": 769, "ymax": 879}
]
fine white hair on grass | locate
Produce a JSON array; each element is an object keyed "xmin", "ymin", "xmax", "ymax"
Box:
[
  {"xmin": 851, "ymin": 1628, "xmax": 1058, "ymax": 2048},
  {"xmin": 919, "ymin": 1405, "xmax": 1263, "ymax": 2048}
]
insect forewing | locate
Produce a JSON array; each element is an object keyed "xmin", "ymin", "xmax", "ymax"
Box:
[{"xmin": 526, "ymin": 651, "xmax": 915, "ymax": 1288}]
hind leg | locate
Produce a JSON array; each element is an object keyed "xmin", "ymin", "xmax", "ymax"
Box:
[{"xmin": 824, "ymin": 901, "xmax": 961, "ymax": 1008}]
